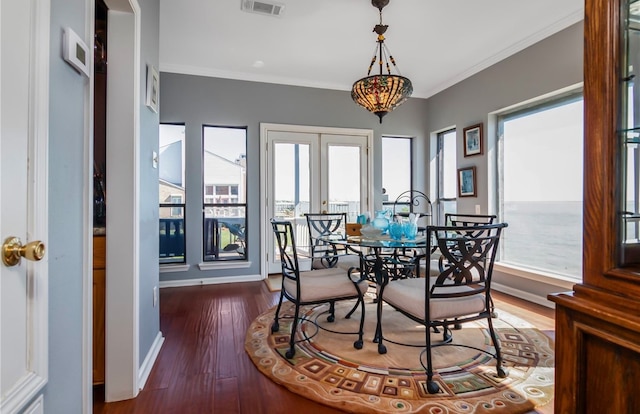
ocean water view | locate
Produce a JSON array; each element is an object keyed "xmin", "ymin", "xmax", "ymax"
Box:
[{"xmin": 501, "ymin": 201, "xmax": 582, "ymax": 279}]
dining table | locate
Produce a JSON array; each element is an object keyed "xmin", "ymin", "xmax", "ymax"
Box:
[
  {"xmin": 320, "ymin": 233, "xmax": 430, "ymax": 284},
  {"xmin": 320, "ymin": 232, "xmax": 430, "ymax": 347}
]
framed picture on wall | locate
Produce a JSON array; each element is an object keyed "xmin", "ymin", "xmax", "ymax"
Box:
[
  {"xmin": 146, "ymin": 64, "xmax": 159, "ymax": 113},
  {"xmin": 463, "ymin": 123, "xmax": 483, "ymax": 157},
  {"xmin": 458, "ymin": 166, "xmax": 477, "ymax": 197}
]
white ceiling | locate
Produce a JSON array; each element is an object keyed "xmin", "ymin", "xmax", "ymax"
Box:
[{"xmin": 159, "ymin": 0, "xmax": 584, "ymax": 99}]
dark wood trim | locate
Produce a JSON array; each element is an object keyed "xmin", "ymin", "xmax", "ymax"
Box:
[{"xmin": 550, "ymin": 0, "xmax": 640, "ymax": 411}]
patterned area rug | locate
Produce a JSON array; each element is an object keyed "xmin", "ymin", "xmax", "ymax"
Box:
[{"xmin": 245, "ymin": 298, "xmax": 554, "ymax": 413}]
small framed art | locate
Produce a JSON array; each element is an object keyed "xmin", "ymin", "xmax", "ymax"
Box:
[
  {"xmin": 463, "ymin": 123, "xmax": 483, "ymax": 157},
  {"xmin": 145, "ymin": 64, "xmax": 159, "ymax": 113},
  {"xmin": 458, "ymin": 166, "xmax": 477, "ymax": 197}
]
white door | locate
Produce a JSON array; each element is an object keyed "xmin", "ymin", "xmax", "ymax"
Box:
[
  {"xmin": 1, "ymin": 0, "xmax": 50, "ymax": 413},
  {"xmin": 262, "ymin": 124, "xmax": 372, "ymax": 273}
]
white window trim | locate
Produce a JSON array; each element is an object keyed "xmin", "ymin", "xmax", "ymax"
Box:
[
  {"xmin": 198, "ymin": 260, "xmax": 252, "ymax": 270},
  {"xmin": 494, "ymin": 262, "xmax": 577, "ymax": 290}
]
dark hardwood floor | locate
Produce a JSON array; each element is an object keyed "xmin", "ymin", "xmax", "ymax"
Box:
[{"xmin": 93, "ymin": 280, "xmax": 556, "ymax": 413}]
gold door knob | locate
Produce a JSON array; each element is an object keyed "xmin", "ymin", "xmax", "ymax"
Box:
[{"xmin": 2, "ymin": 237, "xmax": 45, "ymax": 267}]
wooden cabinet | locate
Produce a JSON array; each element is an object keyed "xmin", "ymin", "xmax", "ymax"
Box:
[
  {"xmin": 93, "ymin": 235, "xmax": 106, "ymax": 384},
  {"xmin": 548, "ymin": 0, "xmax": 640, "ymax": 412}
]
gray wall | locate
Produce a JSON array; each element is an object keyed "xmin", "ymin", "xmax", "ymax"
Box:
[
  {"xmin": 44, "ymin": 0, "xmax": 160, "ymax": 412},
  {"xmin": 138, "ymin": 0, "xmax": 161, "ymax": 369},
  {"xmin": 424, "ymin": 21, "xmax": 584, "ymax": 301},
  {"xmin": 46, "ymin": 1, "xmax": 88, "ymax": 411},
  {"xmin": 159, "ymin": 74, "xmax": 430, "ymax": 282}
]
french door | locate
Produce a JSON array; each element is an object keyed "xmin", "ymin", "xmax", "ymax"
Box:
[{"xmin": 261, "ymin": 124, "xmax": 373, "ymax": 274}]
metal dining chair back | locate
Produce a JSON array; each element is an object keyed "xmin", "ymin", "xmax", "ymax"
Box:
[{"xmin": 305, "ymin": 212, "xmax": 349, "ymax": 268}]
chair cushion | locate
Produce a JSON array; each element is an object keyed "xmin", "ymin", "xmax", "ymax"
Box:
[
  {"xmin": 381, "ymin": 278, "xmax": 486, "ymax": 321},
  {"xmin": 283, "ymin": 268, "xmax": 368, "ymax": 303},
  {"xmin": 335, "ymin": 254, "xmax": 362, "ymax": 272},
  {"xmin": 418, "ymin": 259, "xmax": 441, "ymax": 277}
]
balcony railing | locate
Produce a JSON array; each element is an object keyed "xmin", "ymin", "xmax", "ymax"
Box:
[{"xmin": 159, "ymin": 204, "xmax": 185, "ymax": 264}]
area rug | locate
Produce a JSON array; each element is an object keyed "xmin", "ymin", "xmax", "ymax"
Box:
[{"xmin": 245, "ymin": 298, "xmax": 554, "ymax": 413}]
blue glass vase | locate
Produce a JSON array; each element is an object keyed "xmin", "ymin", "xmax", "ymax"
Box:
[{"xmin": 371, "ymin": 210, "xmax": 390, "ymax": 233}]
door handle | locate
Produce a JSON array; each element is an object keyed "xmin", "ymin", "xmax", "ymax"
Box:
[{"xmin": 2, "ymin": 237, "xmax": 45, "ymax": 267}]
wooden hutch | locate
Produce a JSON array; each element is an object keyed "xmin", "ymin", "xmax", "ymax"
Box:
[{"xmin": 549, "ymin": 0, "xmax": 640, "ymax": 411}]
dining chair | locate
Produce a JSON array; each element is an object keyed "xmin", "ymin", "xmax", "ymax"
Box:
[
  {"xmin": 270, "ymin": 219, "xmax": 368, "ymax": 359},
  {"xmin": 392, "ymin": 190, "xmax": 433, "ymax": 225},
  {"xmin": 304, "ymin": 212, "xmax": 360, "ymax": 270},
  {"xmin": 390, "ymin": 190, "xmax": 435, "ymax": 278},
  {"xmin": 375, "ymin": 222, "xmax": 508, "ymax": 394},
  {"xmin": 445, "ymin": 212, "xmax": 496, "ymax": 231}
]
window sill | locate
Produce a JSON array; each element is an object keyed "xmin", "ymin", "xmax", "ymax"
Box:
[
  {"xmin": 159, "ymin": 264, "xmax": 190, "ymax": 273},
  {"xmin": 198, "ymin": 260, "xmax": 252, "ymax": 271},
  {"xmin": 494, "ymin": 262, "xmax": 577, "ymax": 290}
]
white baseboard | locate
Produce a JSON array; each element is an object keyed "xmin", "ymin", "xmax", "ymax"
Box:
[
  {"xmin": 492, "ymin": 282, "xmax": 556, "ymax": 309},
  {"xmin": 159, "ymin": 274, "xmax": 263, "ymax": 288},
  {"xmin": 138, "ymin": 331, "xmax": 164, "ymax": 391}
]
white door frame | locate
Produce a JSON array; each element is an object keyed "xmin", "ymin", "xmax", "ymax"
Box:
[
  {"xmin": 81, "ymin": 0, "xmax": 142, "ymax": 405},
  {"xmin": 259, "ymin": 123, "xmax": 373, "ymax": 277}
]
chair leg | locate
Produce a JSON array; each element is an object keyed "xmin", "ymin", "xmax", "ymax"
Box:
[
  {"xmin": 271, "ymin": 288, "xmax": 285, "ymax": 333},
  {"xmin": 441, "ymin": 324, "xmax": 453, "ymax": 343},
  {"xmin": 353, "ymin": 296, "xmax": 365, "ymax": 350},
  {"xmin": 375, "ymin": 294, "xmax": 387, "ymax": 354},
  {"xmin": 285, "ymin": 302, "xmax": 301, "ymax": 359},
  {"xmin": 487, "ymin": 316, "xmax": 509, "ymax": 378},
  {"xmin": 327, "ymin": 301, "xmax": 336, "ymax": 322},
  {"xmin": 489, "ymin": 295, "xmax": 498, "ymax": 318},
  {"xmin": 345, "ymin": 300, "xmax": 359, "ymax": 319},
  {"xmin": 425, "ymin": 323, "xmax": 440, "ymax": 394},
  {"xmin": 346, "ymin": 274, "xmax": 365, "ymax": 319}
]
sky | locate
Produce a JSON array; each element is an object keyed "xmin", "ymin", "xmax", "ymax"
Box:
[
  {"xmin": 160, "ymin": 125, "xmax": 247, "ymax": 164},
  {"xmin": 503, "ymin": 99, "xmax": 584, "ymax": 202}
]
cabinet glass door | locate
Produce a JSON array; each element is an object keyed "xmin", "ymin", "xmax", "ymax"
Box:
[{"xmin": 621, "ymin": 0, "xmax": 640, "ymax": 265}]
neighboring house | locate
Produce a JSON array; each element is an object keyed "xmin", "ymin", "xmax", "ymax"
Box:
[
  {"xmin": 203, "ymin": 150, "xmax": 246, "ymax": 207},
  {"xmin": 158, "ymin": 179, "xmax": 184, "ymax": 218}
]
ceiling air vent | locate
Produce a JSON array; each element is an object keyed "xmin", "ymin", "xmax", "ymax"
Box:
[{"xmin": 241, "ymin": 0, "xmax": 285, "ymax": 17}]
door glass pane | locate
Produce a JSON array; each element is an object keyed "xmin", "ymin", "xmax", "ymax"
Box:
[
  {"xmin": 328, "ymin": 145, "xmax": 360, "ymax": 222},
  {"xmin": 273, "ymin": 142, "xmax": 310, "ymax": 219},
  {"xmin": 273, "ymin": 142, "xmax": 311, "ymax": 259}
]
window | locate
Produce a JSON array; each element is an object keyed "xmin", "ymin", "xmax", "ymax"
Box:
[
  {"xmin": 203, "ymin": 126, "xmax": 247, "ymax": 261},
  {"xmin": 498, "ymin": 94, "xmax": 583, "ymax": 279},
  {"xmin": 159, "ymin": 124, "xmax": 186, "ymax": 264},
  {"xmin": 169, "ymin": 195, "xmax": 183, "ymax": 217},
  {"xmin": 435, "ymin": 129, "xmax": 457, "ymax": 224},
  {"xmin": 381, "ymin": 136, "xmax": 412, "ymax": 209}
]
